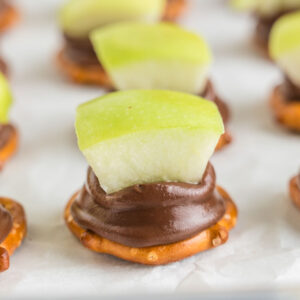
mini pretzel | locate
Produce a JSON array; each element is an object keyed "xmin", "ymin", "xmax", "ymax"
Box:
[
  {"xmin": 289, "ymin": 176, "xmax": 300, "ymax": 209},
  {"xmin": 0, "ymin": 125, "xmax": 18, "ymax": 170},
  {"xmin": 0, "ymin": 4, "xmax": 19, "ymax": 33},
  {"xmin": 0, "ymin": 197, "xmax": 26, "ymax": 272},
  {"xmin": 270, "ymin": 86, "xmax": 300, "ymax": 132},
  {"xmin": 65, "ymin": 186, "xmax": 237, "ymax": 265},
  {"xmin": 56, "ymin": 50, "xmax": 114, "ymax": 87}
]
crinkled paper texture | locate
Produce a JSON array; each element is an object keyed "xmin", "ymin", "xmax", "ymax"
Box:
[{"xmin": 0, "ymin": 0, "xmax": 300, "ymax": 298}]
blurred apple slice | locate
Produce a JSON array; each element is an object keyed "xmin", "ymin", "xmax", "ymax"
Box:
[
  {"xmin": 90, "ymin": 22, "xmax": 212, "ymax": 94},
  {"xmin": 0, "ymin": 73, "xmax": 12, "ymax": 123},
  {"xmin": 270, "ymin": 11, "xmax": 300, "ymax": 87},
  {"xmin": 76, "ymin": 90, "xmax": 224, "ymax": 194},
  {"xmin": 59, "ymin": 0, "xmax": 166, "ymax": 38}
]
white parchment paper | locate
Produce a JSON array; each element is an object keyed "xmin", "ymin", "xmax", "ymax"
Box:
[{"xmin": 0, "ymin": 0, "xmax": 300, "ymax": 298}]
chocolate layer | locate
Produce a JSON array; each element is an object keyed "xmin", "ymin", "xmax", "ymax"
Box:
[
  {"xmin": 0, "ymin": 124, "xmax": 14, "ymax": 149},
  {"xmin": 281, "ymin": 77, "xmax": 300, "ymax": 102},
  {"xmin": 0, "ymin": 204, "xmax": 12, "ymax": 243},
  {"xmin": 71, "ymin": 163, "xmax": 226, "ymax": 248},
  {"xmin": 201, "ymin": 81, "xmax": 230, "ymax": 125}
]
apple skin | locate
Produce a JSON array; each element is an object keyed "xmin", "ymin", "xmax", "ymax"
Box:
[
  {"xmin": 59, "ymin": 0, "xmax": 166, "ymax": 38},
  {"xmin": 270, "ymin": 11, "xmax": 300, "ymax": 86},
  {"xmin": 0, "ymin": 72, "xmax": 12, "ymax": 123},
  {"xmin": 90, "ymin": 22, "xmax": 212, "ymax": 94},
  {"xmin": 76, "ymin": 90, "xmax": 224, "ymax": 194}
]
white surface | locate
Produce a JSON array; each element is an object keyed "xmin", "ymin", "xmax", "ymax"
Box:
[{"xmin": 0, "ymin": 0, "xmax": 300, "ymax": 298}]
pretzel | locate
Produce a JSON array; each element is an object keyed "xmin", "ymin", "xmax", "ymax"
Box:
[
  {"xmin": 56, "ymin": 50, "xmax": 114, "ymax": 87},
  {"xmin": 0, "ymin": 4, "xmax": 19, "ymax": 33},
  {"xmin": 0, "ymin": 125, "xmax": 18, "ymax": 170},
  {"xmin": 162, "ymin": 0, "xmax": 187, "ymax": 22},
  {"xmin": 0, "ymin": 197, "xmax": 26, "ymax": 272},
  {"xmin": 216, "ymin": 131, "xmax": 232, "ymax": 151},
  {"xmin": 270, "ymin": 86, "xmax": 300, "ymax": 132},
  {"xmin": 64, "ymin": 186, "xmax": 237, "ymax": 265},
  {"xmin": 290, "ymin": 176, "xmax": 300, "ymax": 209}
]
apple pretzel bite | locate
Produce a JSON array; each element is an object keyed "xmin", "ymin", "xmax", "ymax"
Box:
[
  {"xmin": 0, "ymin": 2, "xmax": 19, "ymax": 33},
  {"xmin": 290, "ymin": 175, "xmax": 300, "ymax": 209},
  {"xmin": 65, "ymin": 187, "xmax": 236, "ymax": 265},
  {"xmin": 0, "ymin": 124, "xmax": 18, "ymax": 170},
  {"xmin": 0, "ymin": 197, "xmax": 26, "ymax": 272},
  {"xmin": 269, "ymin": 86, "xmax": 300, "ymax": 132}
]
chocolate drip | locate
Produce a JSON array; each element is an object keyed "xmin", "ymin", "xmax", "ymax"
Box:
[
  {"xmin": 201, "ymin": 81, "xmax": 230, "ymax": 125},
  {"xmin": 281, "ymin": 77, "xmax": 300, "ymax": 102},
  {"xmin": 0, "ymin": 124, "xmax": 14, "ymax": 149},
  {"xmin": 0, "ymin": 204, "xmax": 12, "ymax": 243},
  {"xmin": 71, "ymin": 163, "xmax": 226, "ymax": 248}
]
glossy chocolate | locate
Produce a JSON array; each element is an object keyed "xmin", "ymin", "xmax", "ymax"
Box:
[
  {"xmin": 71, "ymin": 163, "xmax": 226, "ymax": 248},
  {"xmin": 0, "ymin": 124, "xmax": 14, "ymax": 149},
  {"xmin": 201, "ymin": 81, "xmax": 230, "ymax": 125},
  {"xmin": 281, "ymin": 77, "xmax": 300, "ymax": 102},
  {"xmin": 0, "ymin": 204, "xmax": 12, "ymax": 243}
]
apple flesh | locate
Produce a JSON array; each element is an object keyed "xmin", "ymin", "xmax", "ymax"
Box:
[
  {"xmin": 76, "ymin": 90, "xmax": 224, "ymax": 194},
  {"xmin": 90, "ymin": 22, "xmax": 212, "ymax": 95},
  {"xmin": 270, "ymin": 11, "xmax": 300, "ymax": 87},
  {"xmin": 0, "ymin": 73, "xmax": 12, "ymax": 123},
  {"xmin": 59, "ymin": 0, "xmax": 166, "ymax": 38}
]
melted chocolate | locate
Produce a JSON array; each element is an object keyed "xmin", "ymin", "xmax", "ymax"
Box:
[
  {"xmin": 201, "ymin": 81, "xmax": 230, "ymax": 125},
  {"xmin": 281, "ymin": 77, "xmax": 300, "ymax": 102},
  {"xmin": 0, "ymin": 204, "xmax": 12, "ymax": 243},
  {"xmin": 71, "ymin": 163, "xmax": 226, "ymax": 248},
  {"xmin": 0, "ymin": 124, "xmax": 14, "ymax": 149}
]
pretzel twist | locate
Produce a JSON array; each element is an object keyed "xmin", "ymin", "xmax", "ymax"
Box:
[
  {"xmin": 0, "ymin": 197, "xmax": 26, "ymax": 272},
  {"xmin": 270, "ymin": 86, "xmax": 300, "ymax": 132},
  {"xmin": 290, "ymin": 176, "xmax": 300, "ymax": 209},
  {"xmin": 0, "ymin": 125, "xmax": 18, "ymax": 170}
]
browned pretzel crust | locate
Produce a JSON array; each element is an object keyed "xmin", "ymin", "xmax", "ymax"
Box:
[
  {"xmin": 163, "ymin": 0, "xmax": 187, "ymax": 21},
  {"xmin": 0, "ymin": 125, "xmax": 18, "ymax": 170},
  {"xmin": 269, "ymin": 86, "xmax": 300, "ymax": 132},
  {"xmin": 290, "ymin": 176, "xmax": 300, "ymax": 209},
  {"xmin": 216, "ymin": 131, "xmax": 232, "ymax": 151},
  {"xmin": 0, "ymin": 4, "xmax": 19, "ymax": 33},
  {"xmin": 64, "ymin": 186, "xmax": 237, "ymax": 265},
  {"xmin": 0, "ymin": 197, "xmax": 26, "ymax": 272}
]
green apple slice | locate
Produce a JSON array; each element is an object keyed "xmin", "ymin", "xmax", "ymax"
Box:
[
  {"xmin": 59, "ymin": 0, "xmax": 166, "ymax": 38},
  {"xmin": 90, "ymin": 22, "xmax": 212, "ymax": 94},
  {"xmin": 76, "ymin": 90, "xmax": 224, "ymax": 194},
  {"xmin": 0, "ymin": 72, "xmax": 12, "ymax": 123},
  {"xmin": 270, "ymin": 11, "xmax": 300, "ymax": 86}
]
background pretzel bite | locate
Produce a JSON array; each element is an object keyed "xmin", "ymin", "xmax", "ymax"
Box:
[
  {"xmin": 65, "ymin": 188, "xmax": 237, "ymax": 266},
  {"xmin": 269, "ymin": 86, "xmax": 300, "ymax": 132},
  {"xmin": 289, "ymin": 176, "xmax": 300, "ymax": 209},
  {"xmin": 0, "ymin": 125, "xmax": 18, "ymax": 170},
  {"xmin": 0, "ymin": 197, "xmax": 26, "ymax": 272},
  {"xmin": 0, "ymin": 3, "xmax": 19, "ymax": 33}
]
